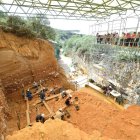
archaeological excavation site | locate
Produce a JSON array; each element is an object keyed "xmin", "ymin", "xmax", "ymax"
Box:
[{"xmin": 0, "ymin": 1, "xmax": 140, "ymax": 140}]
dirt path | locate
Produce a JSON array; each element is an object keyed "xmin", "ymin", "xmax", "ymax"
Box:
[{"xmin": 58, "ymin": 51, "xmax": 72, "ymax": 74}]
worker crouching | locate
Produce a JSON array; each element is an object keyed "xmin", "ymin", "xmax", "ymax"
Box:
[
  {"xmin": 26, "ymin": 89, "xmax": 33, "ymax": 100},
  {"xmin": 53, "ymin": 108, "xmax": 65, "ymax": 120},
  {"xmin": 36, "ymin": 114, "xmax": 45, "ymax": 123},
  {"xmin": 73, "ymin": 97, "xmax": 80, "ymax": 111},
  {"xmin": 39, "ymin": 88, "xmax": 46, "ymax": 102},
  {"xmin": 65, "ymin": 95, "xmax": 72, "ymax": 106}
]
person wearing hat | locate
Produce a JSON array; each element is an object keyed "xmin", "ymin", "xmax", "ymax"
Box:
[
  {"xmin": 60, "ymin": 90, "xmax": 67, "ymax": 98},
  {"xmin": 33, "ymin": 81, "xmax": 38, "ymax": 90},
  {"xmin": 65, "ymin": 95, "xmax": 72, "ymax": 106},
  {"xmin": 39, "ymin": 88, "xmax": 46, "ymax": 102},
  {"xmin": 36, "ymin": 114, "xmax": 45, "ymax": 123},
  {"xmin": 26, "ymin": 89, "xmax": 33, "ymax": 100},
  {"xmin": 73, "ymin": 97, "xmax": 80, "ymax": 111},
  {"xmin": 54, "ymin": 108, "xmax": 65, "ymax": 120}
]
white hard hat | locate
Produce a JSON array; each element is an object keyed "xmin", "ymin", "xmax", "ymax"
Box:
[
  {"xmin": 69, "ymin": 94, "xmax": 72, "ymax": 98},
  {"xmin": 59, "ymin": 108, "xmax": 62, "ymax": 111},
  {"xmin": 41, "ymin": 114, "xmax": 45, "ymax": 117},
  {"xmin": 27, "ymin": 89, "xmax": 30, "ymax": 91}
]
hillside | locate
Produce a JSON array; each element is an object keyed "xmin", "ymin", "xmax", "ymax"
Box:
[
  {"xmin": 0, "ymin": 29, "xmax": 73, "ymax": 139},
  {"xmin": 0, "ymin": 28, "xmax": 72, "ymax": 93}
]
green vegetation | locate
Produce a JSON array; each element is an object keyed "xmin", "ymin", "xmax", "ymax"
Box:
[
  {"xmin": 63, "ymin": 35, "xmax": 94, "ymax": 55},
  {"xmin": 55, "ymin": 29, "xmax": 80, "ymax": 42},
  {"xmin": 0, "ymin": 10, "xmax": 56, "ymax": 40},
  {"xmin": 63, "ymin": 35, "xmax": 140, "ymax": 61},
  {"xmin": 0, "ymin": 10, "xmax": 8, "ymax": 25}
]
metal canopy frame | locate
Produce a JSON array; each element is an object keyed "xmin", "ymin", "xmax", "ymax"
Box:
[{"xmin": 0, "ymin": 0, "xmax": 140, "ymax": 21}]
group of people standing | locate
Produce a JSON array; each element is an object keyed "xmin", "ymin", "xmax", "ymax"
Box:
[{"xmin": 96, "ymin": 32, "xmax": 140, "ymax": 47}]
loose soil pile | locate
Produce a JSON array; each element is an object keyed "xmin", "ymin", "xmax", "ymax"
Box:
[
  {"xmin": 46, "ymin": 88, "xmax": 140, "ymax": 140},
  {"xmin": 6, "ymin": 119, "xmax": 114, "ymax": 140},
  {"xmin": 6, "ymin": 87, "xmax": 140, "ymax": 140}
]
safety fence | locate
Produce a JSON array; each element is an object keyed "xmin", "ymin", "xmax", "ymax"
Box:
[{"xmin": 96, "ymin": 37, "xmax": 140, "ymax": 47}]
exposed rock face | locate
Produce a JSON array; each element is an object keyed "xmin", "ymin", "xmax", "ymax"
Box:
[
  {"xmin": 72, "ymin": 50, "xmax": 140, "ymax": 104},
  {"xmin": 0, "ymin": 29, "xmax": 72, "ymax": 93}
]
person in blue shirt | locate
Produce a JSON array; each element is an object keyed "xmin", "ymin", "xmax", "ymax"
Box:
[
  {"xmin": 26, "ymin": 89, "xmax": 33, "ymax": 100},
  {"xmin": 39, "ymin": 88, "xmax": 46, "ymax": 102}
]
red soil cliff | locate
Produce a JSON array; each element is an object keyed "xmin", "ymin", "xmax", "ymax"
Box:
[{"xmin": 0, "ymin": 29, "xmax": 72, "ymax": 93}]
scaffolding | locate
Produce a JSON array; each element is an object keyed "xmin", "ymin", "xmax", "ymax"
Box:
[
  {"xmin": 89, "ymin": 16, "xmax": 140, "ymax": 35},
  {"xmin": 0, "ymin": 0, "xmax": 140, "ymax": 21}
]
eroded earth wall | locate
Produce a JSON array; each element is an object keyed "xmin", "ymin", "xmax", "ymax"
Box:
[
  {"xmin": 0, "ymin": 81, "xmax": 10, "ymax": 139},
  {"xmin": 0, "ymin": 29, "xmax": 71, "ymax": 93},
  {"xmin": 72, "ymin": 50, "xmax": 140, "ymax": 104}
]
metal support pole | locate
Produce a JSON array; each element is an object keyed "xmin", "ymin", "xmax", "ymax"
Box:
[
  {"xmin": 119, "ymin": 18, "xmax": 123, "ymax": 35},
  {"xmin": 136, "ymin": 17, "xmax": 140, "ymax": 33},
  {"xmin": 107, "ymin": 22, "xmax": 109, "ymax": 33},
  {"xmin": 123, "ymin": 18, "xmax": 127, "ymax": 33},
  {"xmin": 111, "ymin": 20, "xmax": 114, "ymax": 33}
]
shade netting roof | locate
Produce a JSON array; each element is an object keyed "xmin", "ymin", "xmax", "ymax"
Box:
[{"xmin": 0, "ymin": 0, "xmax": 140, "ymax": 21}]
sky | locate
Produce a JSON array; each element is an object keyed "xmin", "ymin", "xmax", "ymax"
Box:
[
  {"xmin": 49, "ymin": 19, "xmax": 94, "ymax": 34},
  {"xmin": 1, "ymin": 0, "xmax": 140, "ymax": 35}
]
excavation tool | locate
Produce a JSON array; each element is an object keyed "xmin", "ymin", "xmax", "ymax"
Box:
[{"xmin": 42, "ymin": 101, "xmax": 55, "ymax": 116}]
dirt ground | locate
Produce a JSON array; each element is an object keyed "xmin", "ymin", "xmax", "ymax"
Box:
[
  {"xmin": 6, "ymin": 119, "xmax": 105, "ymax": 140},
  {"xmin": 6, "ymin": 86, "xmax": 140, "ymax": 140}
]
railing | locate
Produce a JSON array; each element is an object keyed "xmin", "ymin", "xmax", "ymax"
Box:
[{"xmin": 96, "ymin": 37, "xmax": 140, "ymax": 47}]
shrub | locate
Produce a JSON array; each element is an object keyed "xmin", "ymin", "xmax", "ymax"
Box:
[
  {"xmin": 0, "ymin": 12, "xmax": 56, "ymax": 40},
  {"xmin": 7, "ymin": 16, "xmax": 25, "ymax": 28}
]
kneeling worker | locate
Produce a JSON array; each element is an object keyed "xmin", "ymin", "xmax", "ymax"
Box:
[
  {"xmin": 26, "ymin": 89, "xmax": 33, "ymax": 100},
  {"xmin": 73, "ymin": 96, "xmax": 80, "ymax": 111},
  {"xmin": 65, "ymin": 95, "xmax": 72, "ymax": 106},
  {"xmin": 53, "ymin": 108, "xmax": 65, "ymax": 120},
  {"xmin": 60, "ymin": 90, "xmax": 67, "ymax": 98},
  {"xmin": 39, "ymin": 88, "xmax": 46, "ymax": 102},
  {"xmin": 36, "ymin": 114, "xmax": 45, "ymax": 123}
]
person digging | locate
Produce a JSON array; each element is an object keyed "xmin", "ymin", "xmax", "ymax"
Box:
[
  {"xmin": 73, "ymin": 96, "xmax": 80, "ymax": 111},
  {"xmin": 65, "ymin": 95, "xmax": 72, "ymax": 106},
  {"xmin": 36, "ymin": 114, "xmax": 45, "ymax": 123}
]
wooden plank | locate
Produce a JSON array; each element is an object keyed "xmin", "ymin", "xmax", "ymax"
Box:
[
  {"xmin": 34, "ymin": 89, "xmax": 74, "ymax": 105},
  {"xmin": 26, "ymin": 98, "xmax": 29, "ymax": 111},
  {"xmin": 26, "ymin": 98, "xmax": 31, "ymax": 126},
  {"xmin": 45, "ymin": 94, "xmax": 60, "ymax": 101},
  {"xmin": 26, "ymin": 110, "xmax": 31, "ymax": 126},
  {"xmin": 43, "ymin": 101, "xmax": 54, "ymax": 115},
  {"xmin": 87, "ymin": 83, "xmax": 104, "ymax": 93},
  {"xmin": 32, "ymin": 87, "xmax": 44, "ymax": 97},
  {"xmin": 34, "ymin": 94, "xmax": 60, "ymax": 105}
]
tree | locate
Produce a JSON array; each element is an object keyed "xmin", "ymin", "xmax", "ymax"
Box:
[
  {"xmin": 0, "ymin": 10, "xmax": 8, "ymax": 24},
  {"xmin": 7, "ymin": 16, "xmax": 25, "ymax": 28}
]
